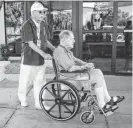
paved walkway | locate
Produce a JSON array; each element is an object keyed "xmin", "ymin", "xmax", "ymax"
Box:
[{"xmin": 0, "ymin": 73, "xmax": 132, "ymax": 128}]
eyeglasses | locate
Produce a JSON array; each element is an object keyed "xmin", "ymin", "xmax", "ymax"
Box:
[{"xmin": 35, "ymin": 10, "xmax": 46, "ymax": 14}]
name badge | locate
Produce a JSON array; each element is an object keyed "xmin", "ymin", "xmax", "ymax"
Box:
[{"xmin": 37, "ymin": 40, "xmax": 41, "ymax": 48}]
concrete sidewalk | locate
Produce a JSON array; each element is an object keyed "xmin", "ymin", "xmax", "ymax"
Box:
[{"xmin": 0, "ymin": 73, "xmax": 132, "ymax": 128}]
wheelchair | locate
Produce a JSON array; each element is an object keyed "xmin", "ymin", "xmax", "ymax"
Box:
[{"xmin": 39, "ymin": 58, "xmax": 110, "ymax": 127}]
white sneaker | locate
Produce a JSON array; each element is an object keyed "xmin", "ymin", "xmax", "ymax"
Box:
[
  {"xmin": 21, "ymin": 101, "xmax": 28, "ymax": 107},
  {"xmin": 35, "ymin": 105, "xmax": 42, "ymax": 109}
]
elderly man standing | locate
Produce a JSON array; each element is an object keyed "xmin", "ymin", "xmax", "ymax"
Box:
[
  {"xmin": 53, "ymin": 30, "xmax": 124, "ymax": 116},
  {"xmin": 18, "ymin": 2, "xmax": 55, "ymax": 109}
]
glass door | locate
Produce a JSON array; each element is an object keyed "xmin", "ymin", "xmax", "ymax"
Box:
[
  {"xmin": 82, "ymin": 2, "xmax": 114, "ymax": 73},
  {"xmin": 49, "ymin": 1, "xmax": 72, "ymax": 47},
  {"xmin": 116, "ymin": 1, "xmax": 132, "ymax": 73},
  {"xmin": 4, "ymin": 2, "xmax": 24, "ymax": 55}
]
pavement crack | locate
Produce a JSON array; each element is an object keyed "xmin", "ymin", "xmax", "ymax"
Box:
[
  {"xmin": 2, "ymin": 85, "xmax": 33, "ymax": 128},
  {"xmin": 2, "ymin": 108, "xmax": 17, "ymax": 128},
  {"xmin": 0, "ymin": 107, "xmax": 17, "ymax": 109}
]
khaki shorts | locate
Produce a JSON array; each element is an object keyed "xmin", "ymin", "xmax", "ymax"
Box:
[{"xmin": 59, "ymin": 73, "xmax": 91, "ymax": 90}]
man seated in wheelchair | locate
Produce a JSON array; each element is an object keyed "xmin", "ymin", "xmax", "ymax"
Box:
[{"xmin": 53, "ymin": 30, "xmax": 124, "ymax": 116}]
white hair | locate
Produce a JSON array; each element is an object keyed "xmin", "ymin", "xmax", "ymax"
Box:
[{"xmin": 59, "ymin": 30, "xmax": 73, "ymax": 45}]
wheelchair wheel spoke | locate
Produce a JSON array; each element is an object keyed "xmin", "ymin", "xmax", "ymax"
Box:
[
  {"xmin": 46, "ymin": 87, "xmax": 56, "ymax": 98},
  {"xmin": 61, "ymin": 89, "xmax": 71, "ymax": 99},
  {"xmin": 62, "ymin": 104, "xmax": 73, "ymax": 114},
  {"xmin": 41, "ymin": 99, "xmax": 55, "ymax": 102},
  {"xmin": 47, "ymin": 103, "xmax": 57, "ymax": 112},
  {"xmin": 62, "ymin": 100, "xmax": 76, "ymax": 105},
  {"xmin": 58, "ymin": 104, "xmax": 62, "ymax": 118},
  {"xmin": 70, "ymin": 92, "xmax": 76, "ymax": 101}
]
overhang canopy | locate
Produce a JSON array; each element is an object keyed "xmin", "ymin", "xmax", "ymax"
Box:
[{"xmin": 41, "ymin": 1, "xmax": 132, "ymax": 11}]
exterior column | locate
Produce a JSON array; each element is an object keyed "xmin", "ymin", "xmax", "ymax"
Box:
[
  {"xmin": 24, "ymin": 2, "xmax": 33, "ymax": 21},
  {"xmin": 72, "ymin": 1, "xmax": 83, "ymax": 59},
  {"xmin": 72, "ymin": 1, "xmax": 79, "ymax": 58},
  {"xmin": 78, "ymin": 1, "xmax": 83, "ymax": 59},
  {"xmin": 111, "ymin": 1, "xmax": 118, "ymax": 73}
]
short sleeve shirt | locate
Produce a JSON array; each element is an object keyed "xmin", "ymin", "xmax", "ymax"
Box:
[
  {"xmin": 21, "ymin": 18, "xmax": 49, "ymax": 65},
  {"xmin": 53, "ymin": 45, "xmax": 75, "ymax": 71}
]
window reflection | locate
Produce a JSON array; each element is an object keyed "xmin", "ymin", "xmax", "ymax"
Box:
[
  {"xmin": 50, "ymin": 1, "xmax": 72, "ymax": 47},
  {"xmin": 5, "ymin": 2, "xmax": 24, "ymax": 44},
  {"xmin": 83, "ymin": 2, "xmax": 113, "ymax": 30},
  {"xmin": 83, "ymin": 33, "xmax": 112, "ymax": 42},
  {"xmin": 116, "ymin": 2, "xmax": 132, "ymax": 73},
  {"xmin": 52, "ymin": 11, "xmax": 72, "ymax": 31}
]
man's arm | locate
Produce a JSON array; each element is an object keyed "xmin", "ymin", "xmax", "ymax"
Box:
[
  {"xmin": 21, "ymin": 22, "xmax": 48, "ymax": 59},
  {"xmin": 68, "ymin": 65, "xmax": 86, "ymax": 72},
  {"xmin": 70, "ymin": 53, "xmax": 94, "ymax": 71},
  {"xmin": 69, "ymin": 54, "xmax": 95, "ymax": 72},
  {"xmin": 47, "ymin": 40, "xmax": 55, "ymax": 51},
  {"xmin": 73, "ymin": 57, "xmax": 87, "ymax": 65},
  {"xmin": 28, "ymin": 41, "xmax": 47, "ymax": 59},
  {"xmin": 68, "ymin": 63, "xmax": 94, "ymax": 72}
]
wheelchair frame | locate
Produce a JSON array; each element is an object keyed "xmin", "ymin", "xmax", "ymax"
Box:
[{"xmin": 39, "ymin": 58, "xmax": 110, "ymax": 127}]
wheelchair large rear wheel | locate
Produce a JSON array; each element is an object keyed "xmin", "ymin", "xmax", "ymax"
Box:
[{"xmin": 39, "ymin": 80, "xmax": 80, "ymax": 121}]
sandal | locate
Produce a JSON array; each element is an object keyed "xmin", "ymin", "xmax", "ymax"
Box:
[
  {"xmin": 100, "ymin": 104, "xmax": 118, "ymax": 116},
  {"xmin": 106, "ymin": 98, "xmax": 118, "ymax": 110},
  {"xmin": 111, "ymin": 96, "xmax": 125, "ymax": 104}
]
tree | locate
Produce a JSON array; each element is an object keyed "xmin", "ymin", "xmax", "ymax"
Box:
[
  {"xmin": 5, "ymin": 2, "xmax": 24, "ymax": 28},
  {"xmin": 117, "ymin": 10, "xmax": 129, "ymax": 26},
  {"xmin": 101, "ymin": 8, "xmax": 130, "ymax": 26}
]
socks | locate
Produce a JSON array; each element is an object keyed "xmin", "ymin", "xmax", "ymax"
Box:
[
  {"xmin": 102, "ymin": 80, "xmax": 111, "ymax": 103},
  {"xmin": 113, "ymin": 96, "xmax": 118, "ymax": 102},
  {"xmin": 103, "ymin": 88, "xmax": 111, "ymax": 103},
  {"xmin": 95, "ymin": 86, "xmax": 105, "ymax": 108}
]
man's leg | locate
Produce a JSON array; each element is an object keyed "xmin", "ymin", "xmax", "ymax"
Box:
[
  {"xmin": 18, "ymin": 64, "xmax": 33, "ymax": 106},
  {"xmin": 89, "ymin": 69, "xmax": 118, "ymax": 116},
  {"xmin": 33, "ymin": 65, "xmax": 47, "ymax": 109},
  {"xmin": 93, "ymin": 69, "xmax": 111, "ymax": 103},
  {"xmin": 90, "ymin": 69, "xmax": 107, "ymax": 108},
  {"xmin": 93, "ymin": 69, "xmax": 124, "ymax": 104}
]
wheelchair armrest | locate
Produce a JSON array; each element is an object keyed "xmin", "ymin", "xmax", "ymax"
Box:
[{"xmin": 60, "ymin": 69, "xmax": 88, "ymax": 73}]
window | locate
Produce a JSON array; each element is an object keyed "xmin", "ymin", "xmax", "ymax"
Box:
[
  {"xmin": 5, "ymin": 2, "xmax": 24, "ymax": 44},
  {"xmin": 116, "ymin": 2, "xmax": 132, "ymax": 73},
  {"xmin": 82, "ymin": 2, "xmax": 114, "ymax": 72},
  {"xmin": 49, "ymin": 1, "xmax": 72, "ymax": 47}
]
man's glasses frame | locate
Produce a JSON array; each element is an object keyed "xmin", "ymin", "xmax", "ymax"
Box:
[{"xmin": 35, "ymin": 10, "xmax": 46, "ymax": 14}]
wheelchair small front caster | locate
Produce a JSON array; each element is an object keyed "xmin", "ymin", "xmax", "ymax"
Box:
[{"xmin": 80, "ymin": 111, "xmax": 95, "ymax": 124}]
